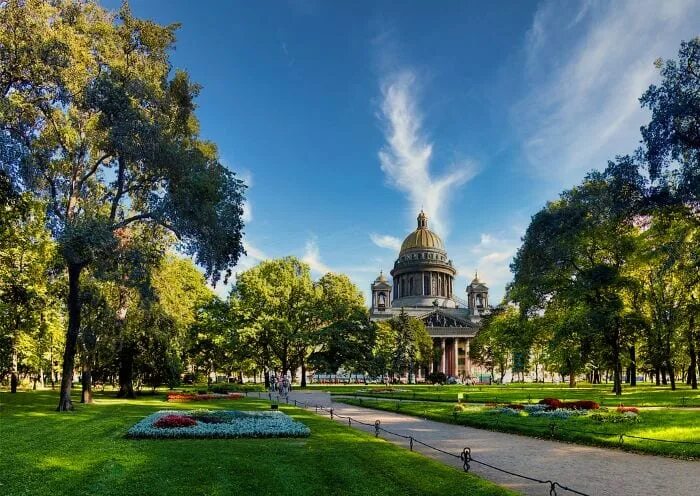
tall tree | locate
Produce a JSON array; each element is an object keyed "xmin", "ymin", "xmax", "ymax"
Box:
[{"xmin": 0, "ymin": 1, "xmax": 246, "ymax": 410}]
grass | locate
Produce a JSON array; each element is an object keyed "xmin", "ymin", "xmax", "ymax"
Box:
[
  {"xmin": 335, "ymin": 397, "xmax": 700, "ymax": 459},
  {"xmin": 0, "ymin": 389, "xmax": 513, "ymax": 496},
  {"xmin": 310, "ymin": 382, "xmax": 700, "ymax": 407}
]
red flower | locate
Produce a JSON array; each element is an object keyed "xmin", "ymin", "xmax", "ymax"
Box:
[
  {"xmin": 616, "ymin": 406, "xmax": 639, "ymax": 414},
  {"xmin": 154, "ymin": 414, "xmax": 197, "ymax": 428}
]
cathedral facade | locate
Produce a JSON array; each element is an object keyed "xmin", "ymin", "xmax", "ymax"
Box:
[{"xmin": 370, "ymin": 211, "xmax": 489, "ymax": 380}]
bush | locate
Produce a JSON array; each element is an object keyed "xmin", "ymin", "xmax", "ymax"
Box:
[
  {"xmin": 505, "ymin": 403, "xmax": 525, "ymax": 410},
  {"xmin": 166, "ymin": 392, "xmax": 244, "ymax": 402},
  {"xmin": 561, "ymin": 400, "xmax": 600, "ymax": 410},
  {"xmin": 426, "ymin": 372, "xmax": 447, "ymax": 385},
  {"xmin": 538, "ymin": 398, "xmax": 562, "ymax": 410},
  {"xmin": 209, "ymin": 383, "xmax": 265, "ymax": 394},
  {"xmin": 453, "ymin": 403, "xmax": 467, "ymax": 413},
  {"xmin": 154, "ymin": 414, "xmax": 197, "ymax": 428}
]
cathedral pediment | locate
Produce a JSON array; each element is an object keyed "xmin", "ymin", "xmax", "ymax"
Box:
[{"xmin": 419, "ymin": 309, "xmax": 472, "ymax": 328}]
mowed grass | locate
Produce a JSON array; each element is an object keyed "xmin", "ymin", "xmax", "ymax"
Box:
[
  {"xmin": 311, "ymin": 382, "xmax": 700, "ymax": 407},
  {"xmin": 335, "ymin": 397, "xmax": 700, "ymax": 459},
  {"xmin": 0, "ymin": 390, "xmax": 513, "ymax": 496}
]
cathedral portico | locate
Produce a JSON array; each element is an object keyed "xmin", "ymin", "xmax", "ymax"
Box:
[{"xmin": 369, "ymin": 211, "xmax": 489, "ymax": 380}]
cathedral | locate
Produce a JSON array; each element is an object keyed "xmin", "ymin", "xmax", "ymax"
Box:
[{"xmin": 369, "ymin": 211, "xmax": 489, "ymax": 381}]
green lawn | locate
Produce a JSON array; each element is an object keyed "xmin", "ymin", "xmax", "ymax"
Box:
[
  {"xmin": 0, "ymin": 390, "xmax": 513, "ymax": 496},
  {"xmin": 335, "ymin": 397, "xmax": 700, "ymax": 459},
  {"xmin": 310, "ymin": 382, "xmax": 700, "ymax": 407}
]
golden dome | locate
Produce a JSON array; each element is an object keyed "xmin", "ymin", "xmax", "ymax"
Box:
[{"xmin": 399, "ymin": 211, "xmax": 445, "ymax": 254}]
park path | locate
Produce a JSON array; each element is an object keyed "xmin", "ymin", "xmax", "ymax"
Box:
[{"xmin": 269, "ymin": 391, "xmax": 697, "ymax": 496}]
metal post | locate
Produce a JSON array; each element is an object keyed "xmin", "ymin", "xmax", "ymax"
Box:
[{"xmin": 374, "ymin": 419, "xmax": 381, "ymax": 437}]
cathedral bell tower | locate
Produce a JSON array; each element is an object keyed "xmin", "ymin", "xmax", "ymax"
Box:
[
  {"xmin": 371, "ymin": 271, "xmax": 392, "ymax": 313},
  {"xmin": 467, "ymin": 272, "xmax": 489, "ymax": 316}
]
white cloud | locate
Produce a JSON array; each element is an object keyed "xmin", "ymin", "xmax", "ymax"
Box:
[
  {"xmin": 302, "ymin": 237, "xmax": 332, "ymax": 275},
  {"xmin": 378, "ymin": 70, "xmax": 477, "ymax": 236},
  {"xmin": 241, "ymin": 201, "xmax": 253, "ymax": 223},
  {"xmin": 516, "ymin": 0, "xmax": 700, "ymax": 186},
  {"xmin": 370, "ymin": 233, "xmax": 402, "ymax": 251},
  {"xmin": 453, "ymin": 229, "xmax": 524, "ymax": 305}
]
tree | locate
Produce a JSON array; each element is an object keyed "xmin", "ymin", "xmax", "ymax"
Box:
[
  {"xmin": 640, "ymin": 37, "xmax": 700, "ymax": 205},
  {"xmin": 510, "ymin": 160, "xmax": 644, "ymax": 394},
  {"xmin": 0, "ymin": 1, "xmax": 246, "ymax": 410}
]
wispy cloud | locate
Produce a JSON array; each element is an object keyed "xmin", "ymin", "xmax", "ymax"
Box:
[
  {"xmin": 378, "ymin": 70, "xmax": 477, "ymax": 236},
  {"xmin": 370, "ymin": 233, "xmax": 402, "ymax": 251},
  {"xmin": 516, "ymin": 0, "xmax": 700, "ymax": 186},
  {"xmin": 302, "ymin": 237, "xmax": 332, "ymax": 275}
]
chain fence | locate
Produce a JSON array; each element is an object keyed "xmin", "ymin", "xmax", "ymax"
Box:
[
  {"xmin": 346, "ymin": 395, "xmax": 700, "ymax": 447},
  {"xmin": 247, "ymin": 391, "xmax": 592, "ymax": 496}
]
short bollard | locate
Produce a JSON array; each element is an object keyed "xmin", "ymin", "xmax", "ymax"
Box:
[
  {"xmin": 409, "ymin": 436, "xmax": 414, "ymax": 451},
  {"xmin": 330, "ymin": 408, "xmax": 334, "ymax": 419},
  {"xmin": 348, "ymin": 417, "xmax": 351, "ymax": 427},
  {"xmin": 294, "ymin": 399, "xmax": 297, "ymax": 406},
  {"xmin": 374, "ymin": 419, "xmax": 381, "ymax": 437}
]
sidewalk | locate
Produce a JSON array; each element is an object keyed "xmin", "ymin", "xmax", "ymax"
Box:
[{"xmin": 277, "ymin": 391, "xmax": 698, "ymax": 496}]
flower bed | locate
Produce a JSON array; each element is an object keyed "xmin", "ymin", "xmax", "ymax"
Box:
[
  {"xmin": 128, "ymin": 410, "xmax": 311, "ymax": 439},
  {"xmin": 616, "ymin": 406, "xmax": 639, "ymax": 414},
  {"xmin": 166, "ymin": 392, "xmax": 244, "ymax": 402}
]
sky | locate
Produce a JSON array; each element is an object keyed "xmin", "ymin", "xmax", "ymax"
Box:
[{"xmin": 103, "ymin": 0, "xmax": 700, "ymax": 304}]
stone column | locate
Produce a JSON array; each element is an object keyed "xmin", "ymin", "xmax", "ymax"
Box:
[
  {"xmin": 454, "ymin": 338, "xmax": 460, "ymax": 378},
  {"xmin": 440, "ymin": 338, "xmax": 446, "ymax": 374},
  {"xmin": 465, "ymin": 338, "xmax": 471, "ymax": 378}
]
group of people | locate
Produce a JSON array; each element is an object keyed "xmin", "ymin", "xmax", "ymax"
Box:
[{"xmin": 270, "ymin": 372, "xmax": 292, "ymax": 396}]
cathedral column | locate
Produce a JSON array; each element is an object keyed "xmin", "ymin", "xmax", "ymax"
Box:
[
  {"xmin": 440, "ymin": 338, "xmax": 446, "ymax": 374},
  {"xmin": 465, "ymin": 339, "xmax": 471, "ymax": 378},
  {"xmin": 454, "ymin": 338, "xmax": 460, "ymax": 378}
]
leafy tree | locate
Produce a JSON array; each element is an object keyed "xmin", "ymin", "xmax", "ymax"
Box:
[
  {"xmin": 510, "ymin": 160, "xmax": 644, "ymax": 394},
  {"xmin": 0, "ymin": 1, "xmax": 246, "ymax": 410}
]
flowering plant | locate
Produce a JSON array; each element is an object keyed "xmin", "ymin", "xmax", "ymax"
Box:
[
  {"xmin": 529, "ymin": 408, "xmax": 587, "ymax": 419},
  {"xmin": 616, "ymin": 406, "xmax": 639, "ymax": 414},
  {"xmin": 128, "ymin": 410, "xmax": 311, "ymax": 439},
  {"xmin": 154, "ymin": 414, "xmax": 198, "ymax": 428}
]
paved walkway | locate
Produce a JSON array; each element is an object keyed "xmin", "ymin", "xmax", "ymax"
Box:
[{"xmin": 273, "ymin": 391, "xmax": 697, "ymax": 496}]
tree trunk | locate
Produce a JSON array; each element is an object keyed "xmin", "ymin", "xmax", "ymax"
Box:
[
  {"xmin": 10, "ymin": 347, "xmax": 18, "ymax": 393},
  {"xmin": 612, "ymin": 345, "xmax": 622, "ymax": 395},
  {"xmin": 629, "ymin": 345, "xmax": 637, "ymax": 387},
  {"xmin": 687, "ymin": 317, "xmax": 697, "ymax": 390},
  {"xmin": 81, "ymin": 362, "xmax": 93, "ymax": 404},
  {"xmin": 115, "ymin": 286, "xmax": 135, "ymax": 399},
  {"xmin": 300, "ymin": 358, "xmax": 307, "ymax": 388},
  {"xmin": 57, "ymin": 263, "xmax": 83, "ymax": 411},
  {"xmin": 117, "ymin": 341, "xmax": 136, "ymax": 398}
]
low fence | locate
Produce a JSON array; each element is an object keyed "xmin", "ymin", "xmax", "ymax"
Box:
[{"xmin": 349, "ymin": 395, "xmax": 700, "ymax": 447}]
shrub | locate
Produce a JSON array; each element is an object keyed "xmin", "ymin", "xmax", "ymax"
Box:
[
  {"xmin": 561, "ymin": 400, "xmax": 600, "ymax": 410},
  {"xmin": 538, "ymin": 398, "xmax": 562, "ymax": 410},
  {"xmin": 426, "ymin": 372, "xmax": 447, "ymax": 385},
  {"xmin": 154, "ymin": 414, "xmax": 197, "ymax": 428},
  {"xmin": 209, "ymin": 383, "xmax": 264, "ymax": 394},
  {"xmin": 616, "ymin": 406, "xmax": 639, "ymax": 414},
  {"xmin": 167, "ymin": 392, "xmax": 244, "ymax": 402},
  {"xmin": 505, "ymin": 403, "xmax": 525, "ymax": 410},
  {"xmin": 453, "ymin": 403, "xmax": 467, "ymax": 413}
]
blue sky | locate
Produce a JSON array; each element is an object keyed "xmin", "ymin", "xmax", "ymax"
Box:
[{"xmin": 104, "ymin": 0, "xmax": 700, "ymax": 303}]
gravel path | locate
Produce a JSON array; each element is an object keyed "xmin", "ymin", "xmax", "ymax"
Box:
[{"xmin": 271, "ymin": 391, "xmax": 698, "ymax": 496}]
